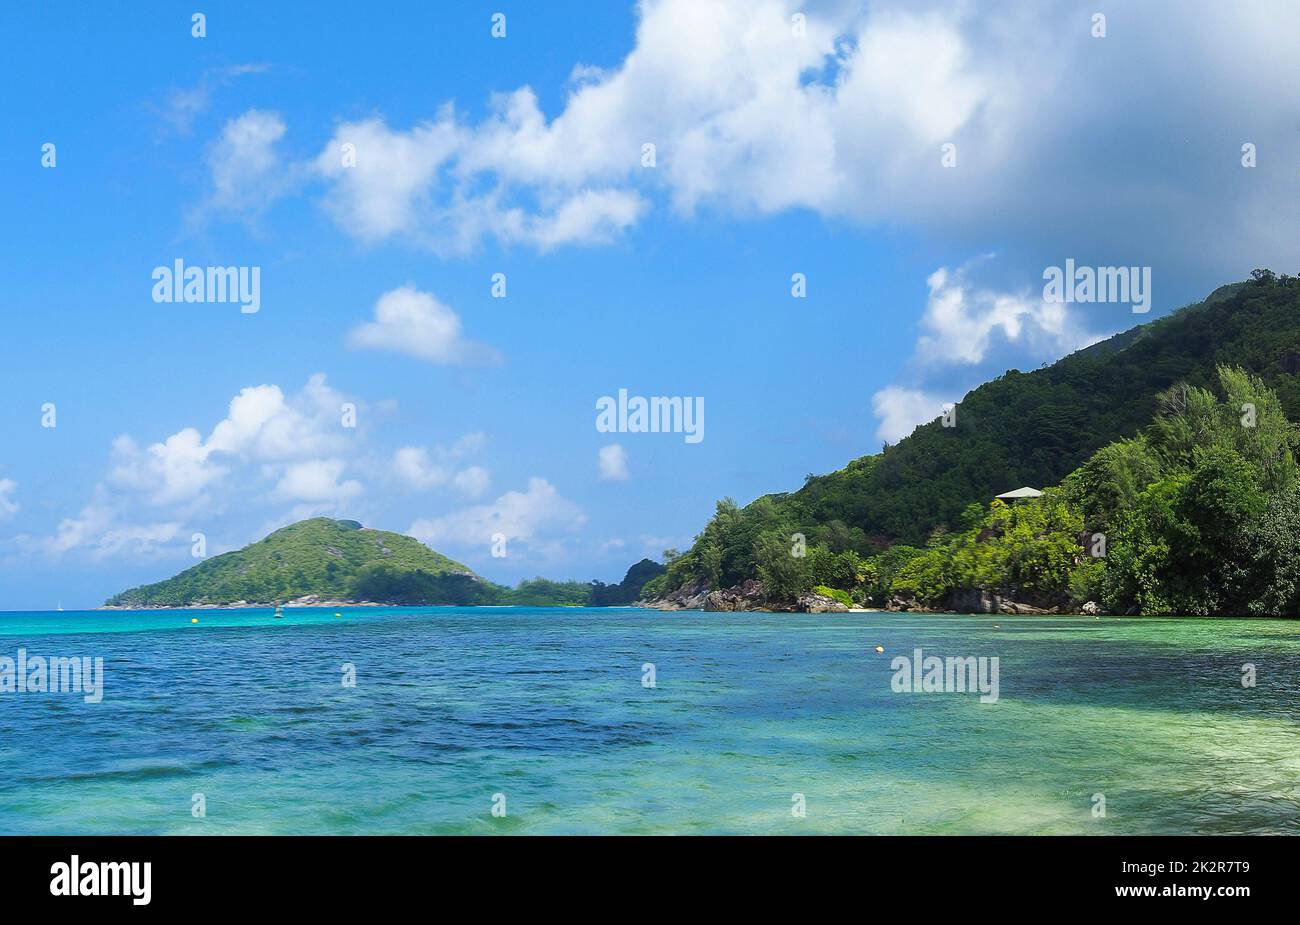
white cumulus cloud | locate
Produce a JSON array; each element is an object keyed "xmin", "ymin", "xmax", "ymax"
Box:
[
  {"xmin": 916, "ymin": 264, "xmax": 1099, "ymax": 367},
  {"xmin": 452, "ymin": 465, "xmax": 491, "ymax": 499},
  {"xmin": 193, "ymin": 1, "xmax": 1300, "ymax": 273},
  {"xmin": 41, "ymin": 493, "xmax": 184, "ymax": 562},
  {"xmin": 109, "ymin": 374, "xmax": 356, "ymax": 509},
  {"xmin": 870, "ymin": 260, "xmax": 1103, "ymax": 443},
  {"xmin": 870, "ymin": 386, "xmax": 949, "ymax": 444},
  {"xmin": 392, "ymin": 433, "xmax": 490, "ymax": 497},
  {"xmin": 393, "ymin": 446, "xmax": 448, "ymax": 491},
  {"xmin": 36, "ymin": 375, "xmax": 364, "ymax": 561},
  {"xmin": 198, "ymin": 108, "xmax": 293, "ymax": 220},
  {"xmin": 199, "ymin": 1, "xmax": 1018, "ymax": 253},
  {"xmin": 0, "ymin": 479, "xmax": 19, "ymax": 520},
  {"xmin": 408, "ymin": 477, "xmax": 586, "ymax": 550},
  {"xmin": 314, "ymin": 116, "xmax": 459, "ymax": 242},
  {"xmin": 270, "ymin": 459, "xmax": 362, "ymax": 504},
  {"xmin": 598, "ymin": 443, "xmax": 629, "ymax": 481},
  {"xmin": 348, "ymin": 285, "xmax": 502, "ymax": 365}
]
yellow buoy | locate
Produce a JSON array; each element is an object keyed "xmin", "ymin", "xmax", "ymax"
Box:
[
  {"xmin": 191, "ymin": 618, "xmax": 199, "ymax": 624},
  {"xmin": 335, "ymin": 612, "xmax": 342, "ymax": 617},
  {"xmin": 874, "ymin": 645, "xmax": 884, "ymax": 653}
]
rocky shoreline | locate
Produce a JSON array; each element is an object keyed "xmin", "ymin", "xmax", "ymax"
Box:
[
  {"xmin": 97, "ymin": 586, "xmax": 1103, "ymax": 615},
  {"xmin": 887, "ymin": 587, "xmax": 1103, "ymax": 616},
  {"xmin": 638, "ymin": 579, "xmax": 1103, "ymax": 616},
  {"xmin": 99, "ymin": 596, "xmax": 388, "ymax": 611},
  {"xmin": 637, "ymin": 579, "xmax": 853, "ymax": 614}
]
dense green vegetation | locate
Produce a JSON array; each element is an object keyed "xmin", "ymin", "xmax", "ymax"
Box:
[
  {"xmin": 890, "ymin": 488, "xmax": 1085, "ymax": 607},
  {"xmin": 349, "ymin": 566, "xmax": 501, "ymax": 606},
  {"xmin": 106, "ymin": 518, "xmax": 667, "ymax": 608},
  {"xmin": 888, "ymin": 364, "xmax": 1300, "ymax": 614},
  {"xmin": 106, "ymin": 518, "xmax": 474, "ymax": 607},
  {"xmin": 588, "ymin": 558, "xmax": 666, "ymax": 605},
  {"xmin": 652, "ymin": 273, "xmax": 1300, "ymax": 615},
  {"xmin": 351, "ymin": 558, "xmax": 663, "ymax": 608}
]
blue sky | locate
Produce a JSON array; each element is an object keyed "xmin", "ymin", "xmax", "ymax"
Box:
[{"xmin": 2, "ymin": 0, "xmax": 1299, "ymax": 609}]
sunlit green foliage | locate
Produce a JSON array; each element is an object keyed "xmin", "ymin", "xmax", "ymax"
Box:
[
  {"xmin": 811, "ymin": 585, "xmax": 854, "ymax": 606},
  {"xmin": 891, "ymin": 491, "xmax": 1085, "ymax": 607},
  {"xmin": 904, "ymin": 364, "xmax": 1300, "ymax": 616},
  {"xmin": 506, "ymin": 578, "xmax": 594, "ymax": 607},
  {"xmin": 107, "ymin": 518, "xmax": 474, "ymax": 607},
  {"xmin": 659, "ymin": 277, "xmax": 1300, "ymax": 615}
]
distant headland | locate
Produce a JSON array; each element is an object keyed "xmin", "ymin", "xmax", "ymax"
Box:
[{"xmin": 102, "ymin": 517, "xmax": 663, "ymax": 610}]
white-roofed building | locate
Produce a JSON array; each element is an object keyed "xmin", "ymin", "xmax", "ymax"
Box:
[{"xmin": 995, "ymin": 486, "xmax": 1043, "ymax": 500}]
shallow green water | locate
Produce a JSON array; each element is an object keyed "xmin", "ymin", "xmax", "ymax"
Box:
[{"xmin": 0, "ymin": 607, "xmax": 1296, "ymax": 834}]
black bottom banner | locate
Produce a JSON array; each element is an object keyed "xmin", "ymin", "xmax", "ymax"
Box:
[{"xmin": 0, "ymin": 834, "xmax": 1286, "ymax": 911}]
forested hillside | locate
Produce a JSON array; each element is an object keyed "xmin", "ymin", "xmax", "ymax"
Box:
[
  {"xmin": 646, "ymin": 272, "xmax": 1300, "ymax": 612},
  {"xmin": 105, "ymin": 518, "xmax": 475, "ymax": 607},
  {"xmin": 106, "ymin": 518, "xmax": 667, "ymax": 608}
]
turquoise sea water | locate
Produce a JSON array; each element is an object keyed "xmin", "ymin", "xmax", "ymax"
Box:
[{"xmin": 0, "ymin": 606, "xmax": 1297, "ymax": 834}]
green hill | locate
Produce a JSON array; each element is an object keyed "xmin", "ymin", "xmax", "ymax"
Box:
[
  {"xmin": 105, "ymin": 518, "xmax": 669, "ymax": 609},
  {"xmin": 104, "ymin": 518, "xmax": 479, "ymax": 607},
  {"xmin": 648, "ymin": 272, "xmax": 1300, "ymax": 600}
]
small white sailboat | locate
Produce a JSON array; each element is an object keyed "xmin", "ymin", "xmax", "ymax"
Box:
[
  {"xmin": 273, "ymin": 605, "xmax": 284, "ymax": 619},
  {"xmin": 56, "ymin": 600, "xmax": 64, "ymax": 612}
]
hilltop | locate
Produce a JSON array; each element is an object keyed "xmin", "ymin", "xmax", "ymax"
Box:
[{"xmin": 104, "ymin": 518, "xmax": 478, "ymax": 608}]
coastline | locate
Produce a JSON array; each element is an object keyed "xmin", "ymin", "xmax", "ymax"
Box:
[
  {"xmin": 637, "ymin": 578, "xmax": 1113, "ymax": 616},
  {"xmin": 93, "ymin": 600, "xmax": 883, "ymax": 613},
  {"xmin": 98, "ymin": 599, "xmax": 389, "ymax": 611}
]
